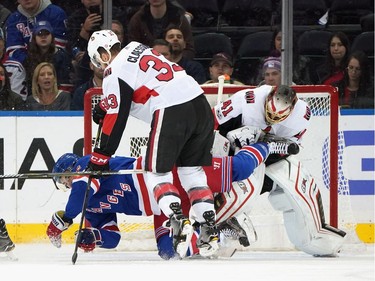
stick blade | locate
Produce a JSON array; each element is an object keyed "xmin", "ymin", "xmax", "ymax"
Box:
[{"xmin": 72, "ymin": 252, "xmax": 78, "ymax": 264}]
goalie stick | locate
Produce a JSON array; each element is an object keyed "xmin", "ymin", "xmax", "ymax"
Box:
[{"xmin": 217, "ymin": 74, "xmax": 225, "ymax": 105}]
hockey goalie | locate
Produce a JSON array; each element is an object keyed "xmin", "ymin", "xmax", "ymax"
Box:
[{"xmin": 212, "ymin": 84, "xmax": 346, "ymax": 257}]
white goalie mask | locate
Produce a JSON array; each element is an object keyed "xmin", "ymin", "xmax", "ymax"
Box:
[
  {"xmin": 265, "ymin": 85, "xmax": 297, "ymax": 125},
  {"xmin": 87, "ymin": 30, "xmax": 120, "ymax": 68}
]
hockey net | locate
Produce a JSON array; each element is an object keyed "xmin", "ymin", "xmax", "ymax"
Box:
[{"xmin": 84, "ymin": 85, "xmax": 360, "ymax": 251}]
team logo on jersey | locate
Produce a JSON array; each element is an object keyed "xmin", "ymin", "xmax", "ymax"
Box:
[
  {"xmin": 216, "ymin": 108, "xmax": 223, "ymax": 120},
  {"xmin": 245, "ymin": 91, "xmax": 255, "ymax": 103},
  {"xmin": 104, "ymin": 67, "xmax": 112, "ymax": 78}
]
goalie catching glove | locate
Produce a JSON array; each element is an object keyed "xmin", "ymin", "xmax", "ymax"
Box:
[
  {"xmin": 75, "ymin": 228, "xmax": 102, "ymax": 252},
  {"xmin": 46, "ymin": 211, "xmax": 73, "ymax": 248}
]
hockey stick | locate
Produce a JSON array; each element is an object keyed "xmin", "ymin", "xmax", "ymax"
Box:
[
  {"xmin": 71, "ymin": 176, "xmax": 92, "ymax": 265},
  {"xmin": 0, "ymin": 169, "xmax": 144, "ymax": 180},
  {"xmin": 72, "ymin": 121, "xmax": 102, "ymax": 265},
  {"xmin": 217, "ymin": 74, "xmax": 225, "ymax": 105}
]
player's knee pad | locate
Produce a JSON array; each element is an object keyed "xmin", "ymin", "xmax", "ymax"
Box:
[
  {"xmin": 266, "ymin": 156, "xmax": 346, "ymax": 256},
  {"xmin": 215, "ymin": 164, "xmax": 265, "ymax": 224}
]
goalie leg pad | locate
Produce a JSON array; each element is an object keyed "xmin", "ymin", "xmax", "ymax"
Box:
[
  {"xmin": 215, "ymin": 164, "xmax": 265, "ymax": 224},
  {"xmin": 266, "ymin": 157, "xmax": 346, "ymax": 256}
]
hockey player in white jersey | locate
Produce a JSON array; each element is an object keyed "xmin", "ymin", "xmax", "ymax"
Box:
[
  {"xmin": 86, "ymin": 30, "xmax": 217, "ymax": 258},
  {"xmin": 212, "ymin": 84, "xmax": 346, "ymax": 256}
]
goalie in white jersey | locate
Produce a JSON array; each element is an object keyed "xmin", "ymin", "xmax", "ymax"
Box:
[
  {"xmin": 212, "ymin": 85, "xmax": 347, "ymax": 256},
  {"xmin": 86, "ymin": 30, "xmax": 218, "ymax": 258}
]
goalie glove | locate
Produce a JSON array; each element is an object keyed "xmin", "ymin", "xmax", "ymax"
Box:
[
  {"xmin": 75, "ymin": 228, "xmax": 102, "ymax": 252},
  {"xmin": 226, "ymin": 126, "xmax": 263, "ymax": 153},
  {"xmin": 46, "ymin": 211, "xmax": 73, "ymax": 248}
]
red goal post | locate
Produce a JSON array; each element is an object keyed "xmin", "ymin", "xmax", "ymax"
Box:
[{"xmin": 83, "ymin": 85, "xmax": 339, "ymax": 228}]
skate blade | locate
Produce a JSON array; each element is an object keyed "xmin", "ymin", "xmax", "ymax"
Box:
[
  {"xmin": 199, "ymin": 239, "xmax": 219, "ymax": 257},
  {"xmin": 175, "ymin": 224, "xmax": 194, "ymax": 259},
  {"xmin": 0, "ymin": 251, "xmax": 18, "ymax": 261}
]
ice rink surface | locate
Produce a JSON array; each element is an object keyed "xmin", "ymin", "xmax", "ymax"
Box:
[{"xmin": 1, "ymin": 243, "xmax": 374, "ymax": 281}]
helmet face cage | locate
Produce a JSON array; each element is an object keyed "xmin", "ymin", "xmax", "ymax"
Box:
[
  {"xmin": 52, "ymin": 153, "xmax": 80, "ymax": 191},
  {"xmin": 265, "ymin": 85, "xmax": 297, "ymax": 125},
  {"xmin": 88, "ymin": 30, "xmax": 120, "ymax": 69}
]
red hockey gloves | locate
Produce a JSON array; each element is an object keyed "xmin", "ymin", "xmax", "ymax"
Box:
[
  {"xmin": 92, "ymin": 103, "xmax": 106, "ymax": 125},
  {"xmin": 46, "ymin": 211, "xmax": 73, "ymax": 248},
  {"xmin": 75, "ymin": 228, "xmax": 102, "ymax": 252}
]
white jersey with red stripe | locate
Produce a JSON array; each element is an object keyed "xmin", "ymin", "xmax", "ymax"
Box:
[
  {"xmin": 102, "ymin": 41, "xmax": 204, "ymax": 124},
  {"xmin": 213, "ymin": 85, "xmax": 311, "ymax": 145}
]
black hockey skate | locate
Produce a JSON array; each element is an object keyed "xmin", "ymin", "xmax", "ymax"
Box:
[
  {"xmin": 197, "ymin": 210, "xmax": 219, "ymax": 257},
  {"xmin": 0, "ymin": 219, "xmax": 15, "ymax": 253},
  {"xmin": 163, "ymin": 203, "xmax": 193, "ymax": 259}
]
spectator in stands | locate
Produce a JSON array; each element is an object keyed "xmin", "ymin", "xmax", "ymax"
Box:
[
  {"xmin": 204, "ymin": 53, "xmax": 244, "ymax": 85},
  {"xmin": 0, "ymin": 63, "xmax": 26, "ymax": 110},
  {"xmin": 333, "ymin": 50, "xmax": 374, "ymax": 109},
  {"xmin": 0, "ymin": 28, "xmax": 5, "ymax": 63},
  {"xmin": 152, "ymin": 38, "xmax": 172, "ymax": 61},
  {"xmin": 258, "ymin": 56, "xmax": 282, "ymax": 86},
  {"xmin": 26, "ymin": 62, "xmax": 70, "ymax": 110},
  {"xmin": 314, "ymin": 31, "xmax": 350, "ymax": 85},
  {"xmin": 164, "ymin": 26, "xmax": 206, "ymax": 84},
  {"xmin": 112, "ymin": 20, "xmax": 125, "ymax": 47},
  {"xmin": 128, "ymin": 0, "xmax": 195, "ymax": 59},
  {"xmin": 4, "ymin": 0, "xmax": 67, "ymax": 99},
  {"xmin": 0, "ymin": 4, "xmax": 11, "ymax": 28},
  {"xmin": 70, "ymin": 62, "xmax": 103, "ymax": 110},
  {"xmin": 67, "ymin": 0, "xmax": 125, "ymax": 88},
  {"xmin": 24, "ymin": 21, "xmax": 74, "ymax": 96},
  {"xmin": 254, "ymin": 27, "xmax": 312, "ymax": 85}
]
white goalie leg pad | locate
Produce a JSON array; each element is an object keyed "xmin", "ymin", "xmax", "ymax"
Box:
[
  {"xmin": 215, "ymin": 163, "xmax": 265, "ymax": 224},
  {"xmin": 266, "ymin": 156, "xmax": 346, "ymax": 256}
]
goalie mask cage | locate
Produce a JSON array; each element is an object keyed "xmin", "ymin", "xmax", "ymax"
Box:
[{"xmin": 84, "ymin": 85, "xmax": 359, "ymax": 251}]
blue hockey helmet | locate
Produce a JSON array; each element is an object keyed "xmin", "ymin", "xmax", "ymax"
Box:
[{"xmin": 52, "ymin": 153, "xmax": 80, "ymax": 191}]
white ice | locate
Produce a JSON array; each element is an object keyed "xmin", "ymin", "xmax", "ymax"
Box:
[{"xmin": 1, "ymin": 243, "xmax": 374, "ymax": 281}]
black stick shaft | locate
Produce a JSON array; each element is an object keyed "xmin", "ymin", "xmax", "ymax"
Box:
[{"xmin": 71, "ymin": 176, "xmax": 92, "ymax": 264}]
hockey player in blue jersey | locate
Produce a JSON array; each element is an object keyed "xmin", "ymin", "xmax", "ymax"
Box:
[{"xmin": 46, "ymin": 140, "xmax": 275, "ymax": 259}]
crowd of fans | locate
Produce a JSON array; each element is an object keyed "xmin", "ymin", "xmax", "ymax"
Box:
[{"xmin": 0, "ymin": 0, "xmax": 373, "ymax": 110}]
